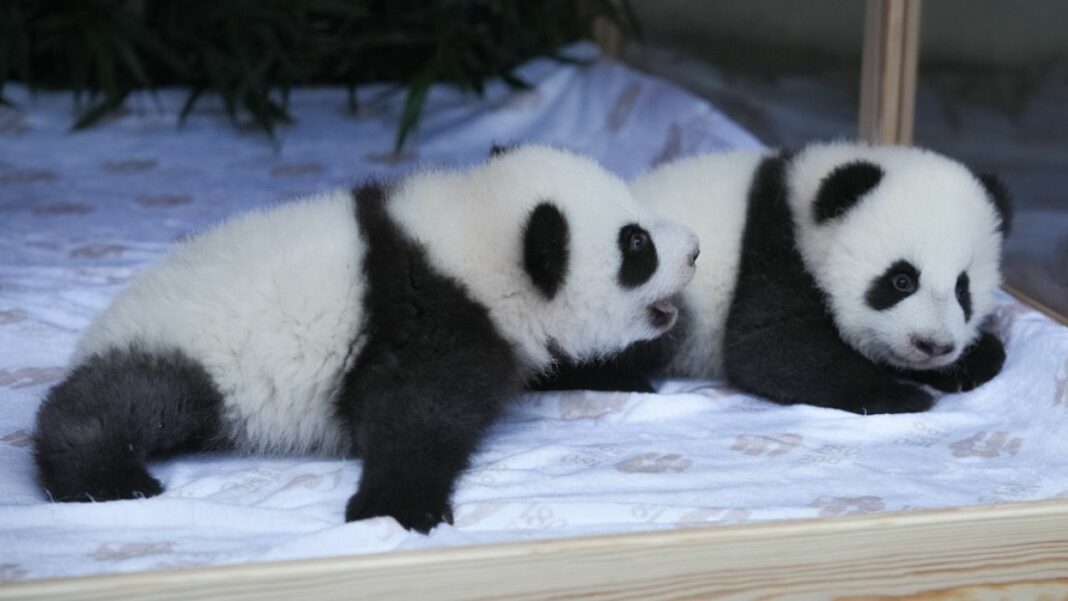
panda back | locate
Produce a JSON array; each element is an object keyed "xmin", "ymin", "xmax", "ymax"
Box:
[
  {"xmin": 631, "ymin": 150, "xmax": 768, "ymax": 377},
  {"xmin": 76, "ymin": 190, "xmax": 367, "ymax": 454}
]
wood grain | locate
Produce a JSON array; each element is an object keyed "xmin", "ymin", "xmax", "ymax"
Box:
[
  {"xmin": 4, "ymin": 499, "xmax": 1068, "ymax": 600},
  {"xmin": 859, "ymin": 0, "xmax": 922, "ymax": 145}
]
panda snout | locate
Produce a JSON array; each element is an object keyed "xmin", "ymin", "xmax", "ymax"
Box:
[{"xmin": 910, "ymin": 335, "xmax": 955, "ymax": 358}]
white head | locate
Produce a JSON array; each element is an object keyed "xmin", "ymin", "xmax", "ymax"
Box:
[
  {"xmin": 392, "ymin": 145, "xmax": 700, "ymax": 368},
  {"xmin": 789, "ymin": 142, "xmax": 1011, "ymax": 371}
]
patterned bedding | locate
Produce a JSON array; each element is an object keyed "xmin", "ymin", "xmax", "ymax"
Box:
[{"xmin": 1, "ymin": 43, "xmax": 1066, "ymax": 582}]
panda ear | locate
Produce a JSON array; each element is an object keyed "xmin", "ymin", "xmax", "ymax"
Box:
[
  {"xmin": 489, "ymin": 144, "xmax": 515, "ymax": 158},
  {"xmin": 813, "ymin": 160, "xmax": 884, "ymax": 224},
  {"xmin": 523, "ymin": 202, "xmax": 570, "ymax": 299},
  {"xmin": 977, "ymin": 173, "xmax": 1013, "ymax": 235}
]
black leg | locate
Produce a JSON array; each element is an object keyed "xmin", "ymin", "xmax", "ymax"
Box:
[
  {"xmin": 33, "ymin": 347, "xmax": 223, "ymax": 502},
  {"xmin": 898, "ymin": 332, "xmax": 1006, "ymax": 392},
  {"xmin": 529, "ymin": 352, "xmax": 657, "ymax": 393},
  {"xmin": 724, "ymin": 316, "xmax": 934, "ymax": 415},
  {"xmin": 341, "ymin": 364, "xmax": 514, "ymax": 533}
]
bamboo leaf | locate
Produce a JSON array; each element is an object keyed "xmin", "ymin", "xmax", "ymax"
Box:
[{"xmin": 72, "ymin": 91, "xmax": 128, "ymax": 129}]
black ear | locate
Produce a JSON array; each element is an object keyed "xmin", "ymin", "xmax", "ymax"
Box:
[
  {"xmin": 489, "ymin": 144, "xmax": 515, "ymax": 158},
  {"xmin": 813, "ymin": 160, "xmax": 884, "ymax": 223},
  {"xmin": 977, "ymin": 173, "xmax": 1013, "ymax": 235},
  {"xmin": 523, "ymin": 203, "xmax": 570, "ymax": 299}
]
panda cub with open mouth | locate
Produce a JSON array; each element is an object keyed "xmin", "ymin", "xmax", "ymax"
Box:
[
  {"xmin": 34, "ymin": 145, "xmax": 699, "ymax": 532},
  {"xmin": 536, "ymin": 141, "xmax": 1012, "ymax": 415}
]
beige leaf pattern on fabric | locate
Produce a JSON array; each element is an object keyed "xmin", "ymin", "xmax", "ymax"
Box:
[
  {"xmin": 810, "ymin": 496, "xmax": 885, "ymax": 517},
  {"xmin": 92, "ymin": 542, "xmax": 174, "ymax": 561},
  {"xmin": 364, "ymin": 151, "xmax": 417, "ymax": 165},
  {"xmin": 103, "ymin": 159, "xmax": 157, "ymax": 173},
  {"xmin": 730, "ymin": 433, "xmax": 803, "ymax": 457},
  {"xmin": 949, "ymin": 431, "xmax": 1023, "ymax": 458},
  {"xmin": 32, "ymin": 203, "xmax": 93, "ymax": 216},
  {"xmin": 616, "ymin": 452, "xmax": 692, "ymax": 473},
  {"xmin": 0, "ymin": 564, "xmax": 28, "ymax": 581},
  {"xmin": 282, "ymin": 473, "xmax": 323, "ymax": 490},
  {"xmin": 270, "ymin": 162, "xmax": 325, "ymax": 176},
  {"xmin": 1054, "ymin": 358, "xmax": 1068, "ymax": 407},
  {"xmin": 559, "ymin": 392, "xmax": 627, "ymax": 420},
  {"xmin": 676, "ymin": 507, "xmax": 751, "ymax": 526},
  {"xmin": 70, "ymin": 243, "xmax": 127, "ymax": 258},
  {"xmin": 1, "ymin": 430, "xmax": 33, "ymax": 448},
  {"xmin": 0, "ymin": 110, "xmax": 30, "ymax": 134},
  {"xmin": 606, "ymin": 82, "xmax": 642, "ymax": 132},
  {"xmin": 0, "ymin": 169, "xmax": 57, "ymax": 183},
  {"xmin": 0, "ymin": 309, "xmax": 28, "ymax": 325},
  {"xmin": 453, "ymin": 502, "xmax": 509, "ymax": 527},
  {"xmin": 0, "ymin": 367, "xmax": 65, "ymax": 389},
  {"xmin": 651, "ymin": 123, "xmax": 683, "ymax": 167},
  {"xmin": 136, "ymin": 194, "xmax": 192, "ymax": 208}
]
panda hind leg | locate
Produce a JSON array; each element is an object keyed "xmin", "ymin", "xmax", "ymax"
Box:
[{"xmin": 33, "ymin": 347, "xmax": 223, "ymax": 502}]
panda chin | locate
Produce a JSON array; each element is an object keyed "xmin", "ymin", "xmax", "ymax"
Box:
[
  {"xmin": 648, "ymin": 297, "xmax": 679, "ymax": 331},
  {"xmin": 886, "ymin": 349, "xmax": 959, "ymax": 371}
]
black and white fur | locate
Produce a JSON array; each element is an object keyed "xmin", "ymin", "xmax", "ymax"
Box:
[
  {"xmin": 536, "ymin": 142, "xmax": 1011, "ymax": 414},
  {"xmin": 34, "ymin": 146, "xmax": 699, "ymax": 532}
]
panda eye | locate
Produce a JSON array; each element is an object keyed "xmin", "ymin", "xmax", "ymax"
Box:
[
  {"xmin": 627, "ymin": 231, "xmax": 649, "ymax": 254},
  {"xmin": 892, "ymin": 273, "xmax": 915, "ymax": 292}
]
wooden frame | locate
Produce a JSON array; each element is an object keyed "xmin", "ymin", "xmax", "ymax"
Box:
[
  {"xmin": 5, "ymin": 499, "xmax": 1068, "ymax": 600},
  {"xmin": 859, "ymin": 0, "xmax": 922, "ymax": 145}
]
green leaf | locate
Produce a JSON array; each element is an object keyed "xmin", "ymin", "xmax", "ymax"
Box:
[
  {"xmin": 72, "ymin": 91, "xmax": 128, "ymax": 130},
  {"xmin": 395, "ymin": 64, "xmax": 436, "ymax": 152}
]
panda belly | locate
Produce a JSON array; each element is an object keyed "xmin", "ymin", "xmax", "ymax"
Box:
[
  {"xmin": 631, "ymin": 150, "xmax": 766, "ymax": 378},
  {"xmin": 75, "ymin": 191, "xmax": 367, "ymax": 455}
]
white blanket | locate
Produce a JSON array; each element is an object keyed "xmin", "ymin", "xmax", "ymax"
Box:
[{"xmin": 1, "ymin": 43, "xmax": 1066, "ymax": 582}]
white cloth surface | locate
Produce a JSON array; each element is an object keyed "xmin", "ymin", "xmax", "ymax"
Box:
[{"xmin": 1, "ymin": 43, "xmax": 1066, "ymax": 582}]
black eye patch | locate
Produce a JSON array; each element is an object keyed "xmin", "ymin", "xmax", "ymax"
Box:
[
  {"xmin": 865, "ymin": 260, "xmax": 920, "ymax": 310},
  {"xmin": 617, "ymin": 224, "xmax": 658, "ymax": 288},
  {"xmin": 956, "ymin": 271, "xmax": 972, "ymax": 321}
]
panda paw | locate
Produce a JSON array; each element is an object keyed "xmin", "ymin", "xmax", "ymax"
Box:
[
  {"xmin": 950, "ymin": 332, "xmax": 1006, "ymax": 392},
  {"xmin": 345, "ymin": 488, "xmax": 454, "ymax": 534},
  {"xmin": 856, "ymin": 382, "xmax": 935, "ymax": 414},
  {"xmin": 47, "ymin": 464, "xmax": 163, "ymax": 503}
]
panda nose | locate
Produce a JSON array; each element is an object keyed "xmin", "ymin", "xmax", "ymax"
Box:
[{"xmin": 911, "ymin": 336, "xmax": 955, "ymax": 358}]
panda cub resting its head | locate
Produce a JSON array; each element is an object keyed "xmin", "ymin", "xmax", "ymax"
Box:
[
  {"xmin": 34, "ymin": 146, "xmax": 699, "ymax": 532},
  {"xmin": 536, "ymin": 141, "xmax": 1012, "ymax": 415}
]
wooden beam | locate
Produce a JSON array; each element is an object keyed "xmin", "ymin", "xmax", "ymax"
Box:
[
  {"xmin": 592, "ymin": 15, "xmax": 624, "ymax": 58},
  {"xmin": 4, "ymin": 499, "xmax": 1068, "ymax": 600},
  {"xmin": 859, "ymin": 0, "xmax": 922, "ymax": 145}
]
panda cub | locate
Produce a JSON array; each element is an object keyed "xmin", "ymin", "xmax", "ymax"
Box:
[
  {"xmin": 538, "ymin": 142, "xmax": 1011, "ymax": 415},
  {"xmin": 34, "ymin": 146, "xmax": 700, "ymax": 532}
]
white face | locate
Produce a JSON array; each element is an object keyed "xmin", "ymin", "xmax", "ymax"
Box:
[
  {"xmin": 547, "ymin": 210, "xmax": 700, "ymax": 362},
  {"xmin": 801, "ymin": 151, "xmax": 1005, "ymax": 371},
  {"xmin": 492, "ymin": 147, "xmax": 700, "ymax": 363}
]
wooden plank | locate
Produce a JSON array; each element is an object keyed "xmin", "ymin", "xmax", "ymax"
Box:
[
  {"xmin": 592, "ymin": 15, "xmax": 624, "ymax": 58},
  {"xmin": 4, "ymin": 499, "xmax": 1068, "ymax": 600},
  {"xmin": 859, "ymin": 0, "xmax": 922, "ymax": 145},
  {"xmin": 1004, "ymin": 284, "xmax": 1068, "ymax": 326}
]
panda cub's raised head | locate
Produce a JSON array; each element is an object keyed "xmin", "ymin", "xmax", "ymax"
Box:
[
  {"xmin": 494, "ymin": 146, "xmax": 700, "ymax": 364},
  {"xmin": 453, "ymin": 146, "xmax": 700, "ymax": 366},
  {"xmin": 789, "ymin": 142, "xmax": 1011, "ymax": 371},
  {"xmin": 393, "ymin": 146, "xmax": 700, "ymax": 369}
]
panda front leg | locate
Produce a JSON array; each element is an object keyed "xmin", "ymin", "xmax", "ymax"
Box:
[
  {"xmin": 897, "ymin": 331, "xmax": 1006, "ymax": 393},
  {"xmin": 340, "ymin": 364, "xmax": 515, "ymax": 533},
  {"xmin": 723, "ymin": 317, "xmax": 935, "ymax": 415}
]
